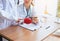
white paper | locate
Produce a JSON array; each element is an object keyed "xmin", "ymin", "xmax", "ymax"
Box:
[{"xmin": 19, "ymin": 22, "xmax": 41, "ymax": 31}]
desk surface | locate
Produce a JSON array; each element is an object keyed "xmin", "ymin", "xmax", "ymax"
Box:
[
  {"xmin": 0, "ymin": 26, "xmax": 38, "ymax": 41},
  {"xmin": 0, "ymin": 25, "xmax": 57, "ymax": 41}
]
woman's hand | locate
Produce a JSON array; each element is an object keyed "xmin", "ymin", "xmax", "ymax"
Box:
[
  {"xmin": 16, "ymin": 19, "xmax": 21, "ymax": 23},
  {"xmin": 32, "ymin": 17, "xmax": 38, "ymax": 24},
  {"xmin": 16, "ymin": 18, "xmax": 23, "ymax": 24}
]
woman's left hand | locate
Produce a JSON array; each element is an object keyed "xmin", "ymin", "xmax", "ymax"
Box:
[{"xmin": 32, "ymin": 17, "xmax": 38, "ymax": 24}]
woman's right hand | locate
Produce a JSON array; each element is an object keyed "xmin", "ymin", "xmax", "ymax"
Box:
[
  {"xmin": 16, "ymin": 19, "xmax": 21, "ymax": 23},
  {"xmin": 16, "ymin": 18, "xmax": 23, "ymax": 24}
]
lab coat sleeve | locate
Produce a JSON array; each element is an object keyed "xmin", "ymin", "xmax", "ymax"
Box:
[
  {"xmin": 0, "ymin": 0, "xmax": 14, "ymax": 21},
  {"xmin": 31, "ymin": 8, "xmax": 39, "ymax": 17},
  {"xmin": 0, "ymin": 10, "xmax": 13, "ymax": 21},
  {"xmin": 31, "ymin": 7, "xmax": 40, "ymax": 21}
]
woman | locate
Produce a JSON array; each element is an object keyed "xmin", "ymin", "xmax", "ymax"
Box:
[
  {"xmin": 0, "ymin": 0, "xmax": 38, "ymax": 40},
  {"xmin": 17, "ymin": 0, "xmax": 38, "ymax": 24},
  {"xmin": 0, "ymin": 0, "xmax": 39, "ymax": 28}
]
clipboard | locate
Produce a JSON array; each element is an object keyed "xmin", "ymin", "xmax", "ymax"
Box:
[{"xmin": 19, "ymin": 21, "xmax": 41, "ymax": 31}]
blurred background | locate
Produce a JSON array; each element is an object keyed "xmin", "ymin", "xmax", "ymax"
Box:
[
  {"xmin": 56, "ymin": 0, "xmax": 60, "ymax": 17},
  {"xmin": 53, "ymin": 0, "xmax": 60, "ymax": 36}
]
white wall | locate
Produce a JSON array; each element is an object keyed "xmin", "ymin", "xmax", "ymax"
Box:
[{"xmin": 34, "ymin": 0, "xmax": 58, "ymax": 17}]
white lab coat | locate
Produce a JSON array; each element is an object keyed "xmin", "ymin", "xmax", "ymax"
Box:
[
  {"xmin": 0, "ymin": 0, "xmax": 18, "ymax": 29},
  {"xmin": 17, "ymin": 4, "xmax": 37, "ymax": 19},
  {"xmin": 17, "ymin": 4, "xmax": 39, "ymax": 25}
]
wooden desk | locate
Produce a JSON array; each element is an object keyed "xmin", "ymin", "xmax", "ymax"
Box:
[
  {"xmin": 0, "ymin": 25, "xmax": 57, "ymax": 41},
  {"xmin": 0, "ymin": 26, "xmax": 38, "ymax": 41}
]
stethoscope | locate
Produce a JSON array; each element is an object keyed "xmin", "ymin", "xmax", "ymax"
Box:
[
  {"xmin": 22, "ymin": 4, "xmax": 31, "ymax": 18},
  {"xmin": 17, "ymin": 0, "xmax": 19, "ymax": 4}
]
